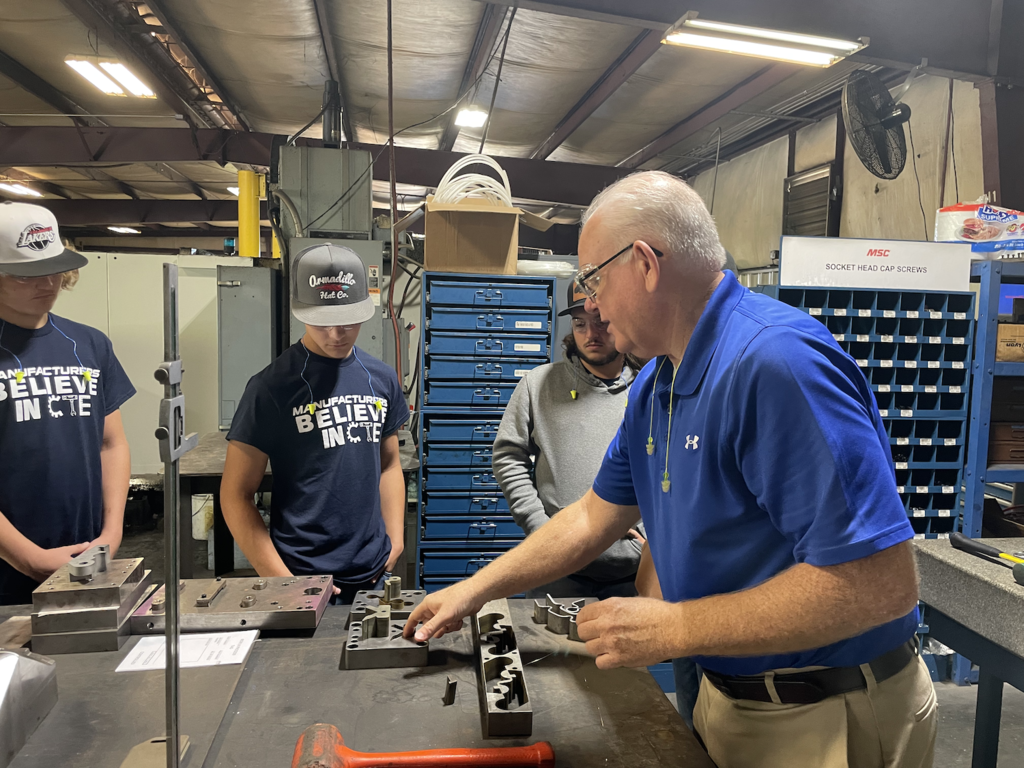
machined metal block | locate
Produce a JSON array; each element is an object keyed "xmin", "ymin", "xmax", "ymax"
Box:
[
  {"xmin": 130, "ymin": 575, "xmax": 332, "ymax": 634},
  {"xmin": 472, "ymin": 598, "xmax": 532, "ymax": 738},
  {"xmin": 0, "ymin": 648, "xmax": 57, "ymax": 768},
  {"xmin": 345, "ymin": 584, "xmax": 426, "ymax": 628},
  {"xmin": 31, "ymin": 619, "xmax": 132, "ymax": 655},
  {"xmin": 531, "ymin": 596, "xmax": 590, "ymax": 642},
  {"xmin": 31, "ymin": 573, "xmax": 153, "ymax": 635},
  {"xmin": 340, "ymin": 605, "xmax": 428, "ymax": 670},
  {"xmin": 32, "ymin": 558, "xmax": 146, "ymax": 613}
]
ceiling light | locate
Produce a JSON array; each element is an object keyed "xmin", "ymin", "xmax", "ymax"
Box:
[
  {"xmin": 108, "ymin": 226, "xmax": 141, "ymax": 234},
  {"xmin": 663, "ymin": 13, "xmax": 868, "ymax": 67},
  {"xmin": 65, "ymin": 58, "xmax": 124, "ymax": 95},
  {"xmin": 227, "ymin": 186, "xmax": 240, "ymax": 196},
  {"xmin": 0, "ymin": 183, "xmax": 43, "ymax": 198},
  {"xmin": 454, "ymin": 107, "xmax": 488, "ymax": 128},
  {"xmin": 99, "ymin": 62, "xmax": 155, "ymax": 98}
]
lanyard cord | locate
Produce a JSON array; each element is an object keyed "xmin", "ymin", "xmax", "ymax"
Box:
[
  {"xmin": 663, "ymin": 363, "xmax": 680, "ymax": 493},
  {"xmin": 300, "ymin": 343, "xmax": 381, "ymax": 415},
  {"xmin": 0, "ymin": 320, "xmax": 25, "ymax": 380},
  {"xmin": 646, "ymin": 358, "xmax": 668, "ymax": 455}
]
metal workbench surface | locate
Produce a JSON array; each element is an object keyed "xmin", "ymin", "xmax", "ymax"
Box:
[
  {"xmin": 5, "ymin": 599, "xmax": 711, "ymax": 768},
  {"xmin": 179, "ymin": 431, "xmax": 272, "ymax": 478},
  {"xmin": 915, "ymin": 537, "xmax": 1024, "ymax": 658}
]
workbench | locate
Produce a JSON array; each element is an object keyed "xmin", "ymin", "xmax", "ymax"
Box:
[
  {"xmin": 916, "ymin": 538, "xmax": 1024, "ymax": 768},
  {"xmin": 5, "ymin": 599, "xmax": 712, "ymax": 768},
  {"xmin": 177, "ymin": 431, "xmax": 272, "ymax": 578}
]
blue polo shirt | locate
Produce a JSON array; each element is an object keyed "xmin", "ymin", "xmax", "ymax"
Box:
[{"xmin": 593, "ymin": 271, "xmax": 917, "ymax": 675}]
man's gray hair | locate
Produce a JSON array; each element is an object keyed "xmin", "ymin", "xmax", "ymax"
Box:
[{"xmin": 581, "ymin": 171, "xmax": 727, "ymax": 272}]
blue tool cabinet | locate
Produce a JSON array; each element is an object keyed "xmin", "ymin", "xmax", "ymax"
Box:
[{"xmin": 417, "ymin": 273, "xmax": 557, "ymax": 591}]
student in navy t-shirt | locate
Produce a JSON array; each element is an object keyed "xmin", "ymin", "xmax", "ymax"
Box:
[
  {"xmin": 0, "ymin": 202, "xmax": 135, "ymax": 605},
  {"xmin": 222, "ymin": 243, "xmax": 407, "ymax": 604}
]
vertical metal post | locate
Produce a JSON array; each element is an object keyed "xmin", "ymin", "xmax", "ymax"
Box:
[{"xmin": 154, "ymin": 263, "xmax": 197, "ymax": 768}]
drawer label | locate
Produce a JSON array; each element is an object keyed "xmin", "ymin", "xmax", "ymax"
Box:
[
  {"xmin": 877, "ymin": 385, "xmax": 891, "ymax": 392},
  {"xmin": 879, "ymin": 409, "xmax": 889, "ymax": 417},
  {"xmin": 919, "ymin": 438, "xmax": 932, "ymax": 445},
  {"xmin": 905, "ymin": 361, "xmax": 917, "ymax": 368},
  {"xmin": 857, "ymin": 335, "xmax": 870, "ymax": 342},
  {"xmin": 954, "ymin": 312, "xmax": 967, "ymax": 320},
  {"xmin": 859, "ymin": 309, "xmax": 872, "ymax": 317},
  {"xmin": 896, "ymin": 462, "xmax": 908, "ymax": 469},
  {"xmin": 953, "ymin": 337, "xmax": 965, "ymax": 345},
  {"xmin": 881, "ymin": 360, "xmax": 893, "ymax": 368},
  {"xmin": 929, "ymin": 311, "xmax": 942, "ymax": 319},
  {"xmin": 834, "ymin": 308, "xmax": 847, "ymax": 316},
  {"xmin": 949, "ymin": 386, "xmax": 961, "ymax": 393},
  {"xmin": 952, "ymin": 362, "xmax": 964, "ymax": 369},
  {"xmin": 905, "ymin": 336, "xmax": 918, "ymax": 343},
  {"xmin": 906, "ymin": 311, "xmax": 919, "ymax": 318},
  {"xmin": 913, "ymin": 510, "xmax": 925, "ymax": 517},
  {"xmin": 514, "ymin": 343, "xmax": 541, "ymax": 352},
  {"xmin": 916, "ymin": 486, "xmax": 929, "ymax": 494},
  {"xmin": 925, "ymin": 386, "xmax": 937, "ymax": 393},
  {"xmin": 938, "ymin": 510, "xmax": 951, "ymax": 517},
  {"xmin": 928, "ymin": 361, "xmax": 940, "ymax": 368},
  {"xmin": 945, "ymin": 438, "xmax": 957, "ymax": 446},
  {"xmin": 896, "ymin": 437, "xmax": 909, "ymax": 445},
  {"xmin": 884, "ymin": 310, "xmax": 896, "ymax": 318},
  {"xmin": 856, "ymin": 359, "xmax": 868, "ymax": 367},
  {"xmin": 881, "ymin": 335, "xmax": 894, "ymax": 343},
  {"xmin": 514, "ymin": 369, "xmax": 529, "ymax": 378},
  {"xmin": 901, "ymin": 385, "xmax": 914, "ymax": 392},
  {"xmin": 942, "ymin": 486, "xmax": 955, "ymax": 494},
  {"xmin": 900, "ymin": 409, "xmax": 913, "ymax": 417},
  {"xmin": 809, "ymin": 308, "xmax": 822, "ymax": 315},
  {"xmin": 515, "ymin": 321, "xmax": 543, "ymax": 329}
]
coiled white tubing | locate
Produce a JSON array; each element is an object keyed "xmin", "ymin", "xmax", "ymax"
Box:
[{"xmin": 433, "ymin": 154, "xmax": 513, "ymax": 207}]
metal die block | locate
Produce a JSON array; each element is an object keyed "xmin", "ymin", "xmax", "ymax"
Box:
[
  {"xmin": 31, "ymin": 573, "xmax": 153, "ymax": 636},
  {"xmin": 345, "ymin": 588, "xmax": 426, "ymax": 628},
  {"xmin": 130, "ymin": 575, "xmax": 333, "ymax": 634},
  {"xmin": 341, "ymin": 606, "xmax": 429, "ymax": 670},
  {"xmin": 31, "ymin": 558, "xmax": 146, "ymax": 613},
  {"xmin": 472, "ymin": 599, "xmax": 532, "ymax": 738},
  {"xmin": 532, "ymin": 596, "xmax": 590, "ymax": 641},
  {"xmin": 31, "ymin": 619, "xmax": 132, "ymax": 655}
]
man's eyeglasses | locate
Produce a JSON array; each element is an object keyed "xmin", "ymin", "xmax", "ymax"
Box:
[{"xmin": 574, "ymin": 242, "xmax": 663, "ymax": 301}]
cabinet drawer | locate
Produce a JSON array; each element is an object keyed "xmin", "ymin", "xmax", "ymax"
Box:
[
  {"xmin": 420, "ymin": 547, "xmax": 518, "ymax": 576},
  {"xmin": 427, "ymin": 281, "xmax": 551, "ymax": 308},
  {"xmin": 427, "ymin": 307, "xmax": 550, "ymax": 333},
  {"xmin": 422, "ymin": 516, "xmax": 524, "ymax": 540},
  {"xmin": 422, "ymin": 493, "xmax": 509, "ymax": 515},
  {"xmin": 423, "ymin": 444, "xmax": 493, "ymax": 467},
  {"xmin": 423, "ymin": 382, "xmax": 516, "ymax": 407},
  {"xmin": 423, "ymin": 469, "xmax": 500, "ymax": 492},
  {"xmin": 426, "ymin": 332, "xmax": 549, "ymax": 359},
  {"xmin": 424, "ymin": 357, "xmax": 541, "ymax": 382},
  {"xmin": 422, "ymin": 417, "xmax": 502, "ymax": 443}
]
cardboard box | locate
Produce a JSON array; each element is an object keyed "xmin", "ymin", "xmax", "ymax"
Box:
[
  {"xmin": 997, "ymin": 324, "xmax": 1024, "ymax": 362},
  {"xmin": 423, "ymin": 197, "xmax": 552, "ymax": 275}
]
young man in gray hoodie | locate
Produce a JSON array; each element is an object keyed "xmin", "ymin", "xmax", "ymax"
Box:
[{"xmin": 492, "ymin": 283, "xmax": 644, "ymax": 599}]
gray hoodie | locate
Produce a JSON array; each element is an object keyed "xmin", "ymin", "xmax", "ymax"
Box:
[{"xmin": 492, "ymin": 358, "xmax": 643, "ymax": 581}]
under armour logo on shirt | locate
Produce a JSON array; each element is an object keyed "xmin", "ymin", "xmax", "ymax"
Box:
[{"xmin": 685, "ymin": 434, "xmax": 700, "ymax": 450}]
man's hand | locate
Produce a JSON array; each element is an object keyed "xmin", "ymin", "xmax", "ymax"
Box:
[
  {"xmin": 575, "ymin": 597, "xmax": 683, "ymax": 669},
  {"xmin": 385, "ymin": 540, "xmax": 404, "ymax": 573},
  {"xmin": 19, "ymin": 543, "xmax": 90, "ymax": 583},
  {"xmin": 402, "ymin": 581, "xmax": 489, "ymax": 642},
  {"xmin": 626, "ymin": 528, "xmax": 646, "ymax": 547}
]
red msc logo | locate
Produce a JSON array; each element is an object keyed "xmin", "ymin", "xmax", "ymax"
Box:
[{"xmin": 866, "ymin": 248, "xmax": 891, "ymax": 258}]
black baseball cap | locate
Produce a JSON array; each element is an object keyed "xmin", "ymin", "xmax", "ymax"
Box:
[
  {"xmin": 557, "ymin": 280, "xmax": 589, "ymax": 316},
  {"xmin": 291, "ymin": 243, "xmax": 375, "ymax": 326}
]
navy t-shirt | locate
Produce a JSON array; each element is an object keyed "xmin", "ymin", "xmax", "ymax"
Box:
[
  {"xmin": 227, "ymin": 343, "xmax": 407, "ymax": 584},
  {"xmin": 0, "ymin": 314, "xmax": 135, "ymax": 604}
]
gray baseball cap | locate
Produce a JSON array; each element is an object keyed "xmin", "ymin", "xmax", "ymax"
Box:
[{"xmin": 291, "ymin": 243, "xmax": 375, "ymax": 326}]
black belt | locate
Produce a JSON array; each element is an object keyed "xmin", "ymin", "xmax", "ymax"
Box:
[{"xmin": 702, "ymin": 638, "xmax": 918, "ymax": 705}]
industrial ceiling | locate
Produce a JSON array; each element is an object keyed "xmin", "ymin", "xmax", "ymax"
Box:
[{"xmin": 0, "ymin": 0, "xmax": 1013, "ymax": 238}]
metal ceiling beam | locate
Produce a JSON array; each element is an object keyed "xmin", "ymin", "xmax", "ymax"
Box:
[
  {"xmin": 139, "ymin": 0, "xmax": 250, "ymax": 131},
  {"xmin": 70, "ymin": 166, "xmax": 143, "ymax": 199},
  {"xmin": 59, "ymin": 0, "xmax": 228, "ymax": 129},
  {"xmin": 530, "ymin": 29, "xmax": 662, "ymax": 159},
  {"xmin": 0, "ymin": 127, "xmax": 635, "ymax": 207},
  {"xmin": 67, "ymin": 224, "xmax": 270, "ymax": 239},
  {"xmin": 0, "ymin": 168, "xmax": 78, "ymax": 199},
  {"xmin": 32, "ymin": 199, "xmax": 268, "ymax": 226},
  {"xmin": 438, "ymin": 4, "xmax": 507, "ymax": 152},
  {"xmin": 617, "ymin": 63, "xmax": 801, "ymax": 169},
  {"xmin": 312, "ymin": 0, "xmax": 352, "ymax": 142},
  {"xmin": 147, "ymin": 162, "xmax": 210, "ymax": 200},
  {"xmin": 0, "ymin": 48, "xmax": 107, "ymax": 128}
]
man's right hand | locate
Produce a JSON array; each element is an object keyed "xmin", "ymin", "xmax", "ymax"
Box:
[
  {"xmin": 20, "ymin": 543, "xmax": 90, "ymax": 583},
  {"xmin": 402, "ymin": 581, "xmax": 489, "ymax": 642}
]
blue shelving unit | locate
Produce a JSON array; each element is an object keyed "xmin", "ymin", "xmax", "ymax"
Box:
[
  {"xmin": 951, "ymin": 260, "xmax": 1024, "ymax": 685},
  {"xmin": 416, "ymin": 273, "xmax": 557, "ymax": 592}
]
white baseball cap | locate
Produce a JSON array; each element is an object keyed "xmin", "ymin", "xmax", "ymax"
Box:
[{"xmin": 0, "ymin": 202, "xmax": 88, "ymax": 277}]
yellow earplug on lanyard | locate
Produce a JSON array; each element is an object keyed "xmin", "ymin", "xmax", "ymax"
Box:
[
  {"xmin": 15, "ymin": 370, "xmax": 24, "ymax": 383},
  {"xmin": 307, "ymin": 403, "xmax": 317, "ymax": 415},
  {"xmin": 570, "ymin": 390, "xmax": 578, "ymax": 400},
  {"xmin": 83, "ymin": 370, "xmax": 91, "ymax": 382}
]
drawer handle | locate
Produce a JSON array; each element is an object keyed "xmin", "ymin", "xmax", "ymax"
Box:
[{"xmin": 470, "ymin": 523, "xmax": 498, "ymax": 530}]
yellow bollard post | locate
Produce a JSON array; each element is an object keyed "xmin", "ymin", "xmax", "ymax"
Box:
[
  {"xmin": 238, "ymin": 170, "xmax": 259, "ymax": 258},
  {"xmin": 272, "ymin": 232, "xmax": 281, "ymax": 259}
]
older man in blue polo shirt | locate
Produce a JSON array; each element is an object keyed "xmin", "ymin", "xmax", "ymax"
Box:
[{"xmin": 405, "ymin": 171, "xmax": 935, "ymax": 768}]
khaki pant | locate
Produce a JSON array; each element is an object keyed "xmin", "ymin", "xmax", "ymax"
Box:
[{"xmin": 693, "ymin": 655, "xmax": 937, "ymax": 768}]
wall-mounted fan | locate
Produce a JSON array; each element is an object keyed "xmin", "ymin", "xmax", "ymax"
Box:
[{"xmin": 842, "ymin": 69, "xmax": 917, "ymax": 180}]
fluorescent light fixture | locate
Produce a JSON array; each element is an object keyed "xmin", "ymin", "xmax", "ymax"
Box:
[
  {"xmin": 0, "ymin": 182, "xmax": 43, "ymax": 198},
  {"xmin": 107, "ymin": 226, "xmax": 141, "ymax": 234},
  {"xmin": 227, "ymin": 186, "xmax": 240, "ymax": 196},
  {"xmin": 454, "ymin": 107, "xmax": 488, "ymax": 128},
  {"xmin": 99, "ymin": 62, "xmax": 155, "ymax": 98},
  {"xmin": 663, "ymin": 14, "xmax": 867, "ymax": 67},
  {"xmin": 65, "ymin": 58, "xmax": 124, "ymax": 95}
]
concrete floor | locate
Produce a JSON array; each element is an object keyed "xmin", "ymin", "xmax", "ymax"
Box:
[{"xmin": 121, "ymin": 527, "xmax": 1024, "ymax": 766}]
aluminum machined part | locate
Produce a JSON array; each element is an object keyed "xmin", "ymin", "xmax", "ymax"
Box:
[
  {"xmin": 442, "ymin": 675, "xmax": 458, "ymax": 706},
  {"xmin": 472, "ymin": 598, "xmax": 532, "ymax": 738},
  {"xmin": 67, "ymin": 544, "xmax": 109, "ymax": 583},
  {"xmin": 0, "ymin": 648, "xmax": 57, "ymax": 768},
  {"xmin": 340, "ymin": 604, "xmax": 429, "ymax": 670},
  {"xmin": 531, "ymin": 596, "xmax": 590, "ymax": 642},
  {"xmin": 130, "ymin": 576, "xmax": 333, "ymax": 634}
]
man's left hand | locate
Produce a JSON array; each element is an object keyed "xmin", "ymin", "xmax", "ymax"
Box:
[
  {"xmin": 385, "ymin": 546, "xmax": 403, "ymax": 574},
  {"xmin": 575, "ymin": 597, "xmax": 683, "ymax": 669}
]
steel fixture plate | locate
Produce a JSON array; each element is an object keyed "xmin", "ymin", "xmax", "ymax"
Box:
[
  {"xmin": 472, "ymin": 598, "xmax": 532, "ymax": 738},
  {"xmin": 31, "ymin": 575, "xmax": 153, "ymax": 636},
  {"xmin": 345, "ymin": 585, "xmax": 427, "ymax": 629},
  {"xmin": 340, "ymin": 605, "xmax": 429, "ymax": 670},
  {"xmin": 32, "ymin": 558, "xmax": 146, "ymax": 613},
  {"xmin": 130, "ymin": 575, "xmax": 333, "ymax": 634}
]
